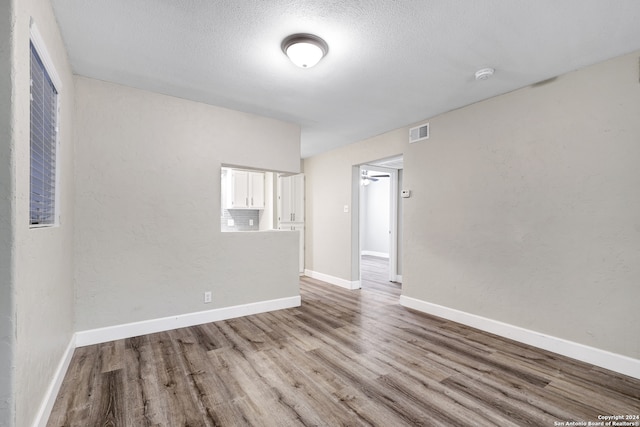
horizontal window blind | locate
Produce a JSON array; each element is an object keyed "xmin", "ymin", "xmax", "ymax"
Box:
[{"xmin": 30, "ymin": 42, "xmax": 58, "ymax": 226}]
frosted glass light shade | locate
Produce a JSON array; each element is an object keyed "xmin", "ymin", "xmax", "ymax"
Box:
[
  {"xmin": 282, "ymin": 34, "xmax": 328, "ymax": 68},
  {"xmin": 286, "ymin": 42, "xmax": 323, "ymax": 68}
]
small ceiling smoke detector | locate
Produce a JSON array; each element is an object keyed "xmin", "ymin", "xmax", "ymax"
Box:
[
  {"xmin": 282, "ymin": 33, "xmax": 329, "ymax": 68},
  {"xmin": 475, "ymin": 68, "xmax": 495, "ymax": 81}
]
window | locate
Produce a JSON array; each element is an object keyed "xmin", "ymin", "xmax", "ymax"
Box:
[{"xmin": 29, "ymin": 23, "xmax": 60, "ymax": 227}]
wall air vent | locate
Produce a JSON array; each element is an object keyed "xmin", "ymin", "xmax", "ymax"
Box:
[{"xmin": 409, "ymin": 123, "xmax": 429, "ymax": 143}]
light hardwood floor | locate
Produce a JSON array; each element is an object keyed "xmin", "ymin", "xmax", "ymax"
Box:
[{"xmin": 48, "ymin": 256, "xmax": 639, "ymax": 426}]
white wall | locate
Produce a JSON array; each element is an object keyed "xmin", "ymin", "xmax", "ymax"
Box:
[
  {"xmin": 305, "ymin": 50, "xmax": 640, "ymax": 361},
  {"xmin": 403, "ymin": 51, "xmax": 640, "ymax": 360},
  {"xmin": 5, "ymin": 0, "xmax": 76, "ymax": 425},
  {"xmin": 74, "ymin": 77, "xmax": 301, "ymax": 331},
  {"xmin": 304, "ymin": 130, "xmax": 406, "ymax": 280},
  {"xmin": 362, "ymin": 177, "xmax": 390, "ymax": 257},
  {"xmin": 0, "ymin": 0, "xmax": 16, "ymax": 424}
]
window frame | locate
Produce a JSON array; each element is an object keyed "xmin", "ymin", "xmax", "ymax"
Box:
[{"xmin": 29, "ymin": 20, "xmax": 62, "ymax": 228}]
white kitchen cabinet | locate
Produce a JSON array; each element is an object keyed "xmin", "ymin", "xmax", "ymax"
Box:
[
  {"xmin": 225, "ymin": 169, "xmax": 265, "ymax": 209},
  {"xmin": 278, "ymin": 173, "xmax": 305, "ymax": 273},
  {"xmin": 278, "ymin": 174, "xmax": 304, "ymax": 223},
  {"xmin": 249, "ymin": 172, "xmax": 265, "ymax": 208}
]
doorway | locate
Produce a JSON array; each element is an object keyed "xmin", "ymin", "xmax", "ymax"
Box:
[{"xmin": 355, "ymin": 156, "xmax": 403, "ymax": 289}]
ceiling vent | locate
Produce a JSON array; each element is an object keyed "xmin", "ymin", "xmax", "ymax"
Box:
[{"xmin": 409, "ymin": 123, "xmax": 429, "ymax": 143}]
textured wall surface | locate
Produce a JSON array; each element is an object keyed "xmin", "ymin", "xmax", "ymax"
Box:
[
  {"xmin": 9, "ymin": 0, "xmax": 76, "ymax": 425},
  {"xmin": 74, "ymin": 77, "xmax": 301, "ymax": 331},
  {"xmin": 0, "ymin": 1, "xmax": 15, "ymax": 425},
  {"xmin": 402, "ymin": 51, "xmax": 640, "ymax": 359},
  {"xmin": 305, "ymin": 50, "xmax": 640, "ymax": 359}
]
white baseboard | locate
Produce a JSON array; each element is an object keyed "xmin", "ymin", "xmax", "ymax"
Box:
[
  {"xmin": 361, "ymin": 251, "xmax": 389, "ymax": 259},
  {"xmin": 399, "ymin": 295, "xmax": 640, "ymax": 380},
  {"xmin": 76, "ymin": 296, "xmax": 301, "ymax": 347},
  {"xmin": 304, "ymin": 269, "xmax": 361, "ymax": 290},
  {"xmin": 33, "ymin": 334, "xmax": 76, "ymax": 427}
]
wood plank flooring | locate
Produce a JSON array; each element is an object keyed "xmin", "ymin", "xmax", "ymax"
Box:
[{"xmin": 48, "ymin": 256, "xmax": 640, "ymax": 426}]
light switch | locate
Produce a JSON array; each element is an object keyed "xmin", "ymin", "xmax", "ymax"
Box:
[
  {"xmin": 343, "ymin": 205, "xmax": 349, "ymax": 213},
  {"xmin": 249, "ymin": 219, "xmax": 254, "ymax": 226}
]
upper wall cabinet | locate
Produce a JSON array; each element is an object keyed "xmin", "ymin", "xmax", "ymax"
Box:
[
  {"xmin": 278, "ymin": 173, "xmax": 304, "ymax": 223},
  {"xmin": 224, "ymin": 168, "xmax": 265, "ymax": 209}
]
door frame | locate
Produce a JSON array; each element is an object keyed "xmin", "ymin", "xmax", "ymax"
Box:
[{"xmin": 354, "ymin": 163, "xmax": 400, "ymax": 284}]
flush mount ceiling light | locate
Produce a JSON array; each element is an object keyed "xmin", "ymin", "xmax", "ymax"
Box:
[{"xmin": 282, "ymin": 33, "xmax": 328, "ymax": 68}]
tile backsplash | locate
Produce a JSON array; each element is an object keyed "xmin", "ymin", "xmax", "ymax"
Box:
[{"xmin": 221, "ymin": 209, "xmax": 259, "ymax": 232}]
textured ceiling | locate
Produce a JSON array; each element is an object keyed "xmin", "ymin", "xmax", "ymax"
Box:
[{"xmin": 51, "ymin": 0, "xmax": 640, "ymax": 158}]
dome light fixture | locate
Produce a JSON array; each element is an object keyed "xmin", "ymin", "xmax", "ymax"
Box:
[{"xmin": 282, "ymin": 33, "xmax": 328, "ymax": 68}]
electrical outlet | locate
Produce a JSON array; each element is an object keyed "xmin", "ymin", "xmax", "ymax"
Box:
[
  {"xmin": 249, "ymin": 219, "xmax": 254, "ymax": 226},
  {"xmin": 204, "ymin": 291, "xmax": 212, "ymax": 303}
]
